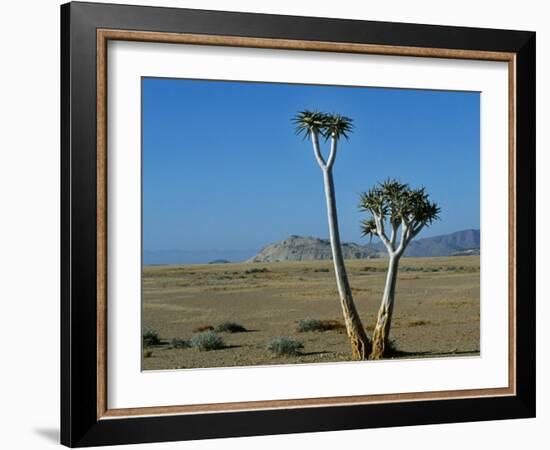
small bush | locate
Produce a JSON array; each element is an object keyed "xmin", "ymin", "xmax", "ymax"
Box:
[
  {"xmin": 171, "ymin": 337, "xmax": 191, "ymax": 349},
  {"xmin": 321, "ymin": 320, "xmax": 346, "ymax": 332},
  {"xmin": 407, "ymin": 319, "xmax": 430, "ymax": 327},
  {"xmin": 297, "ymin": 318, "xmax": 344, "ymax": 332},
  {"xmin": 215, "ymin": 321, "xmax": 247, "ymax": 333},
  {"xmin": 192, "ymin": 325, "xmax": 214, "ymax": 333},
  {"xmin": 266, "ymin": 336, "xmax": 303, "ymax": 356},
  {"xmin": 298, "ymin": 319, "xmax": 323, "ymax": 332},
  {"xmin": 143, "ymin": 328, "xmax": 161, "ymax": 347},
  {"xmin": 143, "ymin": 350, "xmax": 153, "ymax": 358},
  {"xmin": 361, "ymin": 266, "xmax": 385, "ymax": 273},
  {"xmin": 245, "ymin": 267, "xmax": 269, "ymax": 274},
  {"xmin": 402, "ymin": 266, "xmax": 424, "ymax": 272},
  {"xmin": 190, "ymin": 331, "xmax": 225, "ymax": 351}
]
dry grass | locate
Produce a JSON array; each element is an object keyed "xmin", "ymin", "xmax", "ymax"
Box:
[{"xmin": 297, "ymin": 319, "xmax": 346, "ymax": 332}]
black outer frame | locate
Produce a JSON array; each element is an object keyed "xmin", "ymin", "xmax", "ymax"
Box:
[{"xmin": 61, "ymin": 1, "xmax": 536, "ymax": 447}]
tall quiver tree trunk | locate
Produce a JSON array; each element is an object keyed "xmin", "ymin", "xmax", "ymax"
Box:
[
  {"xmin": 322, "ymin": 167, "xmax": 371, "ymax": 360},
  {"xmin": 370, "ymin": 254, "xmax": 400, "ymax": 359},
  {"xmin": 293, "ymin": 111, "xmax": 371, "ymax": 360}
]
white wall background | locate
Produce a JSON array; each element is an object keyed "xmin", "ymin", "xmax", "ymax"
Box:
[{"xmin": 0, "ymin": 1, "xmax": 546, "ymax": 449}]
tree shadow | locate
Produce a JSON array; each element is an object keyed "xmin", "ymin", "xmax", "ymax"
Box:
[
  {"xmin": 388, "ymin": 349, "xmax": 480, "ymax": 359},
  {"xmin": 427, "ymin": 350, "xmax": 480, "ymax": 357},
  {"xmin": 144, "ymin": 339, "xmax": 171, "ymax": 348},
  {"xmin": 300, "ymin": 350, "xmax": 335, "ymax": 357}
]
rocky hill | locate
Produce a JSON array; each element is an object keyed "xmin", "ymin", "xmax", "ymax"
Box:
[
  {"xmin": 247, "ymin": 229, "xmax": 480, "ymax": 262},
  {"xmin": 247, "ymin": 235, "xmax": 378, "ymax": 263}
]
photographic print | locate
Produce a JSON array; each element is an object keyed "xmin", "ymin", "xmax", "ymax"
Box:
[
  {"xmin": 141, "ymin": 77, "xmax": 481, "ymax": 370},
  {"xmin": 62, "ymin": 5, "xmax": 535, "ymax": 444}
]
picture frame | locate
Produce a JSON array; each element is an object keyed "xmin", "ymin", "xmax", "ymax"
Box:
[{"xmin": 60, "ymin": 1, "xmax": 536, "ymax": 447}]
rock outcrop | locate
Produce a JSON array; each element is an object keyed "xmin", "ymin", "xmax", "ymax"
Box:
[{"xmin": 247, "ymin": 235, "xmax": 378, "ymax": 263}]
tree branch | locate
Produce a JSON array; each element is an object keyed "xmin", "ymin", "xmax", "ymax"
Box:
[
  {"xmin": 374, "ymin": 214, "xmax": 393, "ymax": 252},
  {"xmin": 389, "ymin": 220, "xmax": 398, "ymax": 248},
  {"xmin": 310, "ymin": 131, "xmax": 326, "ymax": 169},
  {"xmin": 326, "ymin": 135, "xmax": 338, "ymax": 169},
  {"xmin": 396, "ymin": 221, "xmax": 423, "ymax": 257},
  {"xmin": 395, "ymin": 218, "xmax": 409, "ymax": 256},
  {"xmin": 407, "ymin": 222, "xmax": 424, "ymax": 244}
]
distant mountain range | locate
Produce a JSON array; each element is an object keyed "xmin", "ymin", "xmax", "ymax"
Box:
[
  {"xmin": 144, "ymin": 229, "xmax": 479, "ymax": 265},
  {"xmin": 385, "ymin": 229, "xmax": 480, "ymax": 257},
  {"xmin": 248, "ymin": 229, "xmax": 480, "ymax": 263}
]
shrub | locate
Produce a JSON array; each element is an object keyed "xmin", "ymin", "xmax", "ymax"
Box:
[
  {"xmin": 361, "ymin": 266, "xmax": 385, "ymax": 272},
  {"xmin": 266, "ymin": 336, "xmax": 304, "ymax": 356},
  {"xmin": 320, "ymin": 320, "xmax": 346, "ymax": 332},
  {"xmin": 215, "ymin": 321, "xmax": 247, "ymax": 333},
  {"xmin": 297, "ymin": 318, "xmax": 344, "ymax": 332},
  {"xmin": 143, "ymin": 350, "xmax": 153, "ymax": 358},
  {"xmin": 143, "ymin": 328, "xmax": 161, "ymax": 347},
  {"xmin": 245, "ymin": 267, "xmax": 269, "ymax": 274},
  {"xmin": 407, "ymin": 319, "xmax": 430, "ymax": 327},
  {"xmin": 190, "ymin": 331, "xmax": 225, "ymax": 351},
  {"xmin": 192, "ymin": 325, "xmax": 214, "ymax": 333},
  {"xmin": 171, "ymin": 337, "xmax": 191, "ymax": 349}
]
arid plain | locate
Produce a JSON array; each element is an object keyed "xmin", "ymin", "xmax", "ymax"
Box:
[{"xmin": 142, "ymin": 256, "xmax": 480, "ymax": 370}]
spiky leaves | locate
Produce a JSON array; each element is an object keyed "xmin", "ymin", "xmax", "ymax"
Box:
[
  {"xmin": 359, "ymin": 179, "xmax": 440, "ymax": 256},
  {"xmin": 293, "ymin": 110, "xmax": 353, "ymax": 141},
  {"xmin": 292, "ymin": 111, "xmax": 354, "ymax": 171},
  {"xmin": 293, "ymin": 110, "xmax": 327, "ymax": 139},
  {"xmin": 360, "ymin": 217, "xmax": 378, "ymax": 240},
  {"xmin": 323, "ymin": 113, "xmax": 353, "ymax": 141}
]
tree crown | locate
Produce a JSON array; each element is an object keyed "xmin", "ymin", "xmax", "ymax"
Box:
[
  {"xmin": 293, "ymin": 110, "xmax": 353, "ymax": 141},
  {"xmin": 359, "ymin": 179, "xmax": 440, "ymax": 246}
]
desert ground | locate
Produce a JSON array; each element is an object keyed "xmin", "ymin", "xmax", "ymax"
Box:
[{"xmin": 142, "ymin": 256, "xmax": 480, "ymax": 370}]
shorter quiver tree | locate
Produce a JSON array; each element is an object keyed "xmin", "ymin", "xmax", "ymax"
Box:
[{"xmin": 359, "ymin": 180, "xmax": 440, "ymax": 359}]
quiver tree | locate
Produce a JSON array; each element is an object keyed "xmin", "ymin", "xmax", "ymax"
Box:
[
  {"xmin": 359, "ymin": 180, "xmax": 440, "ymax": 359},
  {"xmin": 293, "ymin": 110, "xmax": 371, "ymax": 360}
]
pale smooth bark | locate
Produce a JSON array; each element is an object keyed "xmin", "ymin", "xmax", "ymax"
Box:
[
  {"xmin": 369, "ymin": 214, "xmax": 424, "ymax": 359},
  {"xmin": 312, "ymin": 132, "xmax": 371, "ymax": 360},
  {"xmin": 370, "ymin": 254, "xmax": 399, "ymax": 359}
]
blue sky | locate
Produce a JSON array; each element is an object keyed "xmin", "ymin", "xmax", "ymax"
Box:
[{"xmin": 142, "ymin": 77, "xmax": 479, "ymax": 253}]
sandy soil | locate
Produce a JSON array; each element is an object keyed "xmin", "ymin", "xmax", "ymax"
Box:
[{"xmin": 142, "ymin": 256, "xmax": 480, "ymax": 370}]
